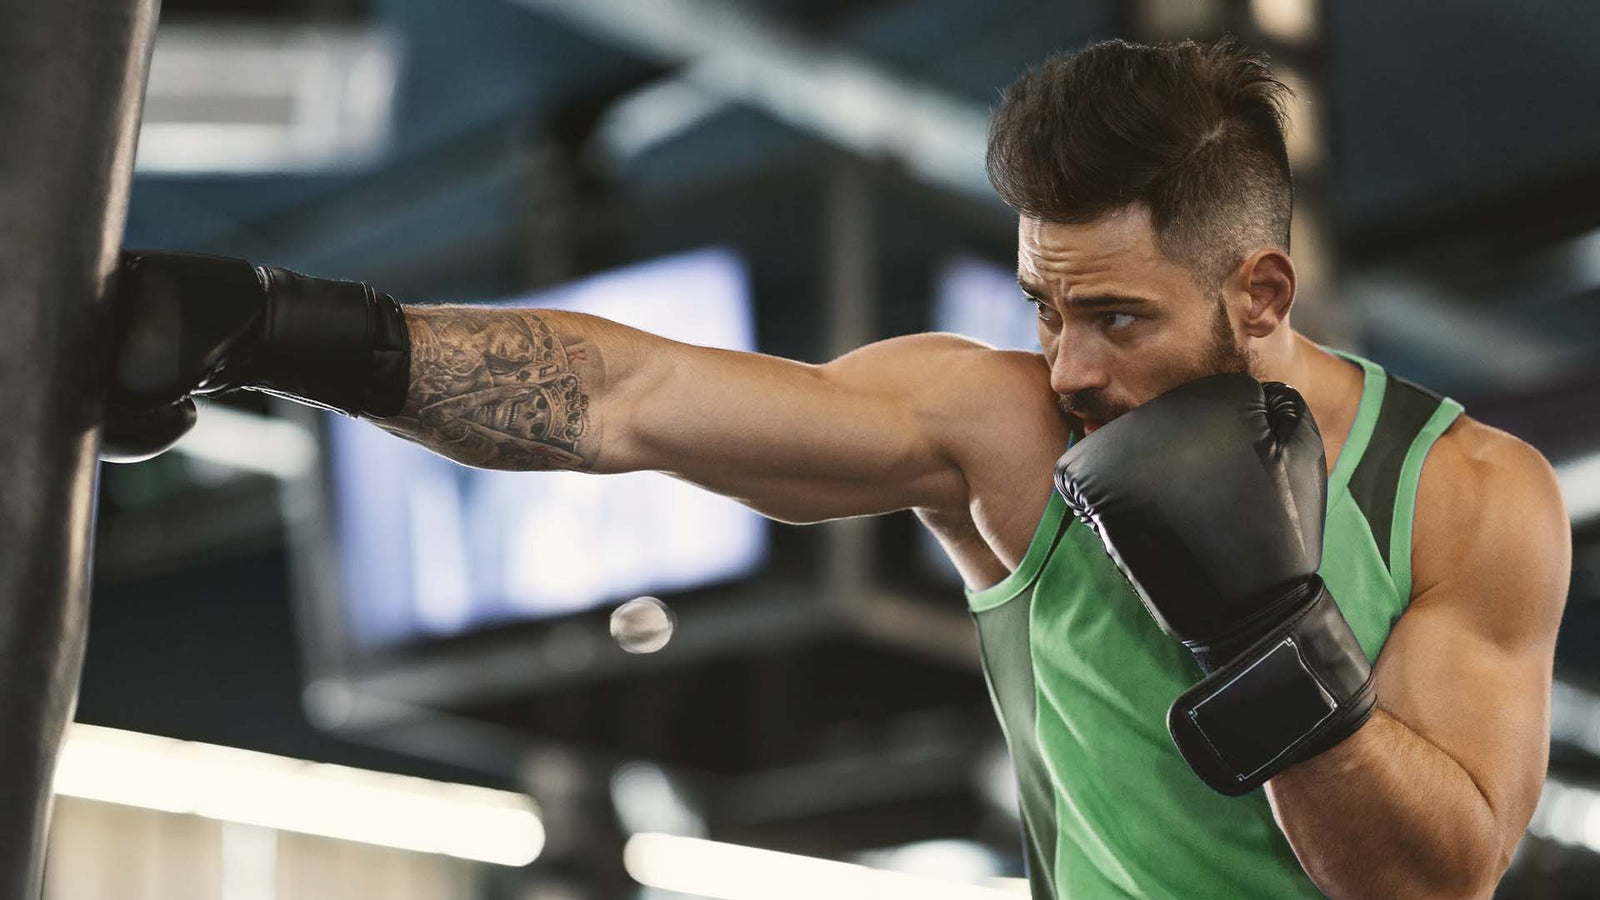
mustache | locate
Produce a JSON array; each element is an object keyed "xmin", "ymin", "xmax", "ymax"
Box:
[{"xmin": 1058, "ymin": 392, "xmax": 1127, "ymax": 423}]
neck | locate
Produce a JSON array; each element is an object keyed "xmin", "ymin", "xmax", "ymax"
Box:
[
  {"xmin": 1255, "ymin": 328, "xmax": 1367, "ymax": 467},
  {"xmin": 1253, "ymin": 323, "xmax": 1309, "ymax": 385}
]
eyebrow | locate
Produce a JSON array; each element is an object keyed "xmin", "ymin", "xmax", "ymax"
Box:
[{"xmin": 1017, "ymin": 277, "xmax": 1153, "ymax": 310}]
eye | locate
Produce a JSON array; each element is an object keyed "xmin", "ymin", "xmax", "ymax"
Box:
[
  {"xmin": 1026, "ymin": 296, "xmax": 1057, "ymax": 322},
  {"xmin": 1100, "ymin": 312, "xmax": 1137, "ymax": 332}
]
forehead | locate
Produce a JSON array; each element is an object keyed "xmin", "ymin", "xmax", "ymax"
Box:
[
  {"xmin": 1017, "ymin": 208, "xmax": 1203, "ymax": 301},
  {"xmin": 1016, "ymin": 206, "xmax": 1181, "ymax": 289}
]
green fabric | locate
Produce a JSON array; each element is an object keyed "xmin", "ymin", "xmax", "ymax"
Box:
[
  {"xmin": 964, "ymin": 353, "xmax": 1461, "ymax": 898},
  {"xmin": 976, "ymin": 554, "xmax": 1064, "ymax": 898},
  {"xmin": 1387, "ymin": 399, "xmax": 1465, "ymax": 600}
]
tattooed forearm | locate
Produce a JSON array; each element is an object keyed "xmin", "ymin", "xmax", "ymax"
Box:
[{"xmin": 367, "ymin": 306, "xmax": 622, "ymax": 471}]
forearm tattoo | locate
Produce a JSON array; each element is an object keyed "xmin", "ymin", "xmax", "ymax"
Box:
[{"xmin": 369, "ymin": 307, "xmax": 606, "ymax": 471}]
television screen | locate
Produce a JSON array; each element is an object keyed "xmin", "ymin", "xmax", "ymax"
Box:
[
  {"xmin": 933, "ymin": 255, "xmax": 1039, "ymax": 355},
  {"xmin": 324, "ymin": 248, "xmax": 767, "ymax": 654}
]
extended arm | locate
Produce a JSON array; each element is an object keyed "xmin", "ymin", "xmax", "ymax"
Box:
[
  {"xmin": 104, "ymin": 252, "xmax": 1038, "ymax": 525},
  {"xmin": 1264, "ymin": 422, "xmax": 1570, "ymax": 898},
  {"xmin": 367, "ymin": 304, "xmax": 1023, "ymax": 524}
]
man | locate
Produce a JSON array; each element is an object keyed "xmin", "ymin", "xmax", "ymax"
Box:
[{"xmin": 103, "ymin": 38, "xmax": 1569, "ymax": 899}]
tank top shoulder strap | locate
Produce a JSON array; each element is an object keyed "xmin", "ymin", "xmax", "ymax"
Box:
[
  {"xmin": 965, "ymin": 489, "xmax": 1075, "ymax": 612},
  {"xmin": 1325, "ymin": 349, "xmax": 1464, "ymax": 597},
  {"xmin": 964, "ymin": 432, "xmax": 1083, "ymax": 613}
]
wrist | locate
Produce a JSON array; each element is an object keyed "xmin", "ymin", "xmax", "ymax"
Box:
[
  {"xmin": 1167, "ymin": 578, "xmax": 1378, "ymax": 795},
  {"xmin": 1275, "ymin": 705, "xmax": 1385, "ymax": 785},
  {"xmin": 1186, "ymin": 577, "xmax": 1324, "ymax": 673},
  {"xmin": 247, "ymin": 266, "xmax": 412, "ymax": 418}
]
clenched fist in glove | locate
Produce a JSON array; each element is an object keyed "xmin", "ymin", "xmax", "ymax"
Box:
[
  {"xmin": 102, "ymin": 251, "xmax": 411, "ymax": 462},
  {"xmin": 1054, "ymin": 374, "xmax": 1376, "ymax": 795}
]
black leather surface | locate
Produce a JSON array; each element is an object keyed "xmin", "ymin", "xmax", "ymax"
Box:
[
  {"xmin": 1054, "ymin": 374, "xmax": 1328, "ymax": 646},
  {"xmin": 0, "ymin": 0, "xmax": 160, "ymax": 895},
  {"xmin": 1168, "ymin": 581, "xmax": 1377, "ymax": 796}
]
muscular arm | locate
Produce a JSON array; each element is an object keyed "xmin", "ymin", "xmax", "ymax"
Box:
[
  {"xmin": 368, "ymin": 304, "xmax": 1025, "ymax": 523},
  {"xmin": 1264, "ymin": 421, "xmax": 1571, "ymax": 899},
  {"xmin": 368, "ymin": 306, "xmax": 627, "ymax": 471}
]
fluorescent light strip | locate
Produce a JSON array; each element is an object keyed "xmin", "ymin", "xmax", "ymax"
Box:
[
  {"xmin": 624, "ymin": 833, "xmax": 1024, "ymax": 900},
  {"xmin": 1550, "ymin": 680, "xmax": 1600, "ymax": 756},
  {"xmin": 137, "ymin": 24, "xmax": 398, "ymax": 174},
  {"xmin": 1555, "ymin": 452, "xmax": 1600, "ymax": 525},
  {"xmin": 176, "ymin": 403, "xmax": 318, "ymax": 481},
  {"xmin": 1528, "ymin": 778, "xmax": 1600, "ymax": 853},
  {"xmin": 53, "ymin": 724, "xmax": 543, "ymax": 867},
  {"xmin": 1249, "ymin": 0, "xmax": 1319, "ymax": 43}
]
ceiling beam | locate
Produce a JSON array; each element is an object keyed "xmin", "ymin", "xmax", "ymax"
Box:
[{"xmin": 509, "ymin": 0, "xmax": 996, "ymax": 202}]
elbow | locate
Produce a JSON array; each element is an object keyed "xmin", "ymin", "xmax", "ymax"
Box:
[
  {"xmin": 1434, "ymin": 833, "xmax": 1516, "ymax": 900},
  {"xmin": 1448, "ymin": 839, "xmax": 1514, "ymax": 900},
  {"xmin": 1417, "ymin": 859, "xmax": 1507, "ymax": 900},
  {"xmin": 1439, "ymin": 783, "xmax": 1517, "ymax": 898},
  {"xmin": 1407, "ymin": 781, "xmax": 1515, "ymax": 898},
  {"xmin": 1419, "ymin": 860, "xmax": 1504, "ymax": 900},
  {"xmin": 1302, "ymin": 831, "xmax": 1510, "ymax": 900},
  {"xmin": 1305, "ymin": 860, "xmax": 1498, "ymax": 900}
]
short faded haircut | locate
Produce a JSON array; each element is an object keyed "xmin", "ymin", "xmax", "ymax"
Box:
[{"xmin": 986, "ymin": 37, "xmax": 1294, "ymax": 288}]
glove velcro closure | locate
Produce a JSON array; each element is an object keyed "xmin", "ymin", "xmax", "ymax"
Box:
[
  {"xmin": 1167, "ymin": 577, "xmax": 1376, "ymax": 796},
  {"xmin": 251, "ymin": 266, "xmax": 412, "ymax": 418}
]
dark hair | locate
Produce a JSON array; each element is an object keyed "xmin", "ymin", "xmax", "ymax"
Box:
[{"xmin": 986, "ymin": 37, "xmax": 1293, "ymax": 288}]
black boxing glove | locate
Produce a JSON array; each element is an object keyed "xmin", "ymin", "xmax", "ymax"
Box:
[
  {"xmin": 1054, "ymin": 374, "xmax": 1375, "ymax": 795},
  {"xmin": 102, "ymin": 250, "xmax": 411, "ymax": 463},
  {"xmin": 101, "ymin": 397, "xmax": 198, "ymax": 464}
]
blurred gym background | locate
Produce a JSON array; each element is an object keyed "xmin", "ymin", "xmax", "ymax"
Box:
[{"xmin": 70, "ymin": 1, "xmax": 1599, "ymax": 898}]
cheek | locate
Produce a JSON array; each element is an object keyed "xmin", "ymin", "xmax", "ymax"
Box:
[{"xmin": 1128, "ymin": 328, "xmax": 1226, "ymax": 394}]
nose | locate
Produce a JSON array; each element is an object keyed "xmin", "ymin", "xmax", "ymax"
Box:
[{"xmin": 1048, "ymin": 342, "xmax": 1111, "ymax": 398}]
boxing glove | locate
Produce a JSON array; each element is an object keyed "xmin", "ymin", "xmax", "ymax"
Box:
[
  {"xmin": 1054, "ymin": 374, "xmax": 1375, "ymax": 795},
  {"xmin": 102, "ymin": 250, "xmax": 410, "ymax": 463}
]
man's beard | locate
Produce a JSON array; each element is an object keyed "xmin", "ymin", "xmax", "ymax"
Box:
[
  {"xmin": 1203, "ymin": 292, "xmax": 1259, "ymax": 380},
  {"xmin": 1059, "ymin": 294, "xmax": 1259, "ymax": 425}
]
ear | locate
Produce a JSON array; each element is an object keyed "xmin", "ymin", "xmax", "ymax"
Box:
[{"xmin": 1236, "ymin": 249, "xmax": 1295, "ymax": 338}]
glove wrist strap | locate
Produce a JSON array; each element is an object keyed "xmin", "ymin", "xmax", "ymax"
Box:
[
  {"xmin": 1167, "ymin": 577, "xmax": 1376, "ymax": 796},
  {"xmin": 247, "ymin": 266, "xmax": 412, "ymax": 418}
]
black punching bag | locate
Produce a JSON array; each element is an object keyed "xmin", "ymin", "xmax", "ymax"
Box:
[{"xmin": 0, "ymin": 0, "xmax": 160, "ymax": 896}]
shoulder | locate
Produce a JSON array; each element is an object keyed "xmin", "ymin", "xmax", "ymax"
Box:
[
  {"xmin": 929, "ymin": 334, "xmax": 1051, "ymax": 397},
  {"xmin": 1417, "ymin": 414, "xmax": 1564, "ymax": 527},
  {"xmin": 859, "ymin": 333, "xmax": 1068, "ymax": 512},
  {"xmin": 821, "ymin": 331, "xmax": 1062, "ymax": 438},
  {"xmin": 822, "ymin": 330, "xmax": 1066, "ymax": 450},
  {"xmin": 850, "ymin": 332, "xmax": 1056, "ymax": 418},
  {"xmin": 879, "ymin": 332, "xmax": 1048, "ymax": 379},
  {"xmin": 823, "ymin": 331, "xmax": 1041, "ymax": 384},
  {"xmin": 904, "ymin": 337, "xmax": 1063, "ymax": 440},
  {"xmin": 1410, "ymin": 413, "xmax": 1570, "ymax": 640}
]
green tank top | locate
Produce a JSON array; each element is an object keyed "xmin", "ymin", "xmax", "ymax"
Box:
[{"xmin": 964, "ymin": 352, "xmax": 1463, "ymax": 899}]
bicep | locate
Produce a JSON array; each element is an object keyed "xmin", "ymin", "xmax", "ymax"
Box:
[
  {"xmin": 1372, "ymin": 426, "xmax": 1570, "ymax": 852},
  {"xmin": 1373, "ymin": 597, "xmax": 1555, "ymax": 845},
  {"xmin": 616, "ymin": 333, "xmax": 991, "ymax": 523}
]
